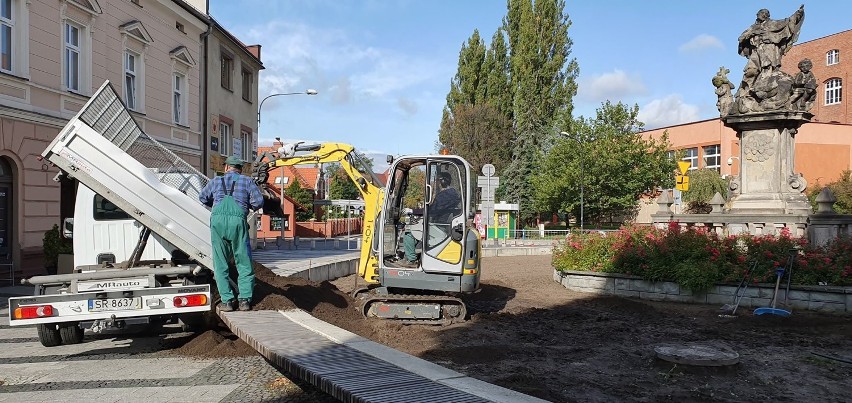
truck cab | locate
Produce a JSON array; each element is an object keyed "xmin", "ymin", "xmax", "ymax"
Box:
[{"xmin": 71, "ymin": 185, "xmax": 175, "ymax": 268}]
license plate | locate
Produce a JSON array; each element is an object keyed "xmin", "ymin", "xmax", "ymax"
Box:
[{"xmin": 88, "ymin": 297, "xmax": 142, "ymax": 312}]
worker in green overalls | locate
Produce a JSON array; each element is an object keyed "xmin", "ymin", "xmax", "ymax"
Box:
[{"xmin": 199, "ymin": 155, "xmax": 264, "ymax": 311}]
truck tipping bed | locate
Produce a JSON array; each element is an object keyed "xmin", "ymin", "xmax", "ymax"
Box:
[{"xmin": 42, "ymin": 81, "xmax": 214, "ymax": 270}]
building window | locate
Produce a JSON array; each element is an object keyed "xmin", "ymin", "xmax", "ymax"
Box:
[
  {"xmin": 682, "ymin": 147, "xmax": 698, "ymax": 170},
  {"xmin": 703, "ymin": 144, "xmax": 721, "ymax": 172},
  {"xmin": 173, "ymin": 73, "xmax": 186, "ymax": 125},
  {"xmin": 825, "ymin": 78, "xmax": 842, "ymax": 105},
  {"xmin": 219, "ymin": 122, "xmax": 231, "ymax": 156},
  {"xmin": 240, "ymin": 130, "xmax": 252, "ymax": 161},
  {"xmin": 124, "ymin": 51, "xmax": 140, "ymax": 110},
  {"xmin": 241, "ymin": 68, "xmax": 252, "ymax": 101},
  {"xmin": 64, "ymin": 21, "xmax": 81, "ymax": 91},
  {"xmin": 0, "ymin": 0, "xmax": 12, "ymax": 72},
  {"xmin": 220, "ymin": 53, "xmax": 233, "ymax": 90},
  {"xmin": 827, "ymin": 49, "xmax": 840, "ymax": 66}
]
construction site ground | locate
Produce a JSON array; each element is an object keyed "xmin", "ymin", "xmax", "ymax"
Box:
[
  {"xmin": 11, "ymin": 253, "xmax": 847, "ymax": 402},
  {"xmin": 234, "ymin": 254, "xmax": 850, "ymax": 402}
]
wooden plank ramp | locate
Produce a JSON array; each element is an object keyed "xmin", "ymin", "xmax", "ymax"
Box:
[{"xmin": 218, "ymin": 309, "xmax": 547, "ymax": 403}]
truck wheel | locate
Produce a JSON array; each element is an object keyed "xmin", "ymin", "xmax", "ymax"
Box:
[
  {"xmin": 37, "ymin": 324, "xmax": 62, "ymax": 347},
  {"xmin": 59, "ymin": 323, "xmax": 84, "ymax": 344}
]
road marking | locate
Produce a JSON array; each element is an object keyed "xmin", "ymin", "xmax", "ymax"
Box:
[
  {"xmin": 0, "ymin": 384, "xmax": 239, "ymax": 402},
  {"xmin": 0, "ymin": 337, "xmax": 167, "ymax": 358},
  {"xmin": 0, "ymin": 327, "xmax": 36, "ymax": 339},
  {"xmin": 0, "ymin": 358, "xmax": 214, "ymax": 385}
]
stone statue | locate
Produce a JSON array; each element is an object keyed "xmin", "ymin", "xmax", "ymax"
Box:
[
  {"xmin": 789, "ymin": 58, "xmax": 817, "ymax": 111},
  {"xmin": 738, "ymin": 6, "xmax": 804, "ymax": 75},
  {"xmin": 732, "ymin": 6, "xmax": 805, "ymax": 114},
  {"xmin": 712, "ymin": 67, "xmax": 735, "ymax": 116}
]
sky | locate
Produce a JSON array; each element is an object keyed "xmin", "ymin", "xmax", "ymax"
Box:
[{"xmin": 210, "ymin": 0, "xmax": 852, "ymax": 168}]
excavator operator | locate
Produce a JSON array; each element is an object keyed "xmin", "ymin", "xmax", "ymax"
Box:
[{"xmin": 399, "ymin": 171, "xmax": 460, "ymax": 267}]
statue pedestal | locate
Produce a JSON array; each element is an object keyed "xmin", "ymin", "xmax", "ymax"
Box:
[{"xmin": 723, "ymin": 111, "xmax": 812, "ymax": 215}]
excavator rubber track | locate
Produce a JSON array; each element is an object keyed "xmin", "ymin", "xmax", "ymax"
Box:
[{"xmin": 358, "ymin": 293, "xmax": 468, "ymax": 325}]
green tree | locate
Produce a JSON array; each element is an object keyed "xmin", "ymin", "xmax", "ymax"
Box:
[
  {"xmin": 403, "ymin": 167, "xmax": 426, "ymax": 209},
  {"xmin": 682, "ymin": 169, "xmax": 728, "ymax": 213},
  {"xmin": 286, "ymin": 180, "xmax": 315, "ymax": 221},
  {"xmin": 438, "ymin": 28, "xmax": 516, "ymax": 181},
  {"xmin": 438, "ymin": 103, "xmax": 513, "ymax": 175},
  {"xmin": 502, "ymin": 0, "xmax": 579, "ymax": 225},
  {"xmin": 480, "ymin": 29, "xmax": 512, "ymax": 120},
  {"xmin": 327, "ymin": 164, "xmax": 360, "ymax": 200},
  {"xmin": 533, "ymin": 102, "xmax": 674, "ymax": 225},
  {"xmin": 808, "ymin": 170, "xmax": 852, "ymax": 214}
]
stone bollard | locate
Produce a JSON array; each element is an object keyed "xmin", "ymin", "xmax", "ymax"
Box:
[
  {"xmin": 311, "ymin": 240, "xmax": 316, "ymax": 250},
  {"xmin": 293, "ymin": 236, "xmax": 299, "ymax": 249},
  {"xmin": 710, "ymin": 192, "xmax": 725, "ymax": 213},
  {"xmin": 815, "ymin": 187, "xmax": 837, "ymax": 214}
]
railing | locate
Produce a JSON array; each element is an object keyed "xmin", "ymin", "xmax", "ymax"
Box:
[{"xmin": 493, "ymin": 229, "xmax": 616, "ymax": 241}]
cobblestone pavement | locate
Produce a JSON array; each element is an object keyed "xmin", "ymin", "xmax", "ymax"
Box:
[{"xmin": 0, "ymin": 306, "xmax": 336, "ymax": 402}]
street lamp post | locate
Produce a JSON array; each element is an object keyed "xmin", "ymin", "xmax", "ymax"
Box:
[
  {"xmin": 257, "ymin": 90, "xmax": 318, "ymax": 240},
  {"xmin": 257, "ymin": 89, "xmax": 318, "ymax": 124},
  {"xmin": 560, "ymin": 131, "xmax": 584, "ymax": 232}
]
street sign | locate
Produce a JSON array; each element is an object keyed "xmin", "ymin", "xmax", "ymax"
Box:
[
  {"xmin": 675, "ymin": 174, "xmax": 690, "ymax": 191},
  {"xmin": 477, "ymin": 165, "xmax": 498, "ymax": 228},
  {"xmin": 477, "ymin": 177, "xmax": 500, "ymax": 188},
  {"xmin": 677, "ymin": 161, "xmax": 691, "ymax": 175},
  {"xmin": 482, "ymin": 163, "xmax": 495, "ymax": 177}
]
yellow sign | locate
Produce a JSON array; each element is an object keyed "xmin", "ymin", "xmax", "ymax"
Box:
[
  {"xmin": 677, "ymin": 161, "xmax": 691, "ymax": 175},
  {"xmin": 675, "ymin": 174, "xmax": 689, "ymax": 191}
]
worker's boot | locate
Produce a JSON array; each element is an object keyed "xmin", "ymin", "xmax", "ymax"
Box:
[
  {"xmin": 238, "ymin": 299, "xmax": 252, "ymax": 311},
  {"xmin": 398, "ymin": 260, "xmax": 419, "ymax": 268},
  {"xmin": 219, "ymin": 299, "xmax": 236, "ymax": 312}
]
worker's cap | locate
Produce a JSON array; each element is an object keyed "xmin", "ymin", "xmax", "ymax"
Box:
[{"xmin": 225, "ymin": 155, "xmax": 244, "ymax": 167}]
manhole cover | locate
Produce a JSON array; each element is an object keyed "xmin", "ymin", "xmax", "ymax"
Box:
[{"xmin": 654, "ymin": 343, "xmax": 740, "ymax": 367}]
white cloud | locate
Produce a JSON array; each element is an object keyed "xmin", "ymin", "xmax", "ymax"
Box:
[
  {"xmin": 240, "ymin": 20, "xmax": 444, "ymax": 112},
  {"xmin": 678, "ymin": 34, "xmax": 724, "ymax": 53},
  {"xmin": 578, "ymin": 69, "xmax": 646, "ymax": 102},
  {"xmin": 396, "ymin": 98, "xmax": 418, "ymax": 116},
  {"xmin": 637, "ymin": 95, "xmax": 700, "ymax": 129}
]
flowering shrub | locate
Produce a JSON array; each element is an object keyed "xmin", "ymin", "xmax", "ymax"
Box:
[{"xmin": 553, "ymin": 223, "xmax": 852, "ymax": 292}]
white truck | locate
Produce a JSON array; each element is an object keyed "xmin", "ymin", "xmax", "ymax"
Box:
[{"xmin": 7, "ymin": 81, "xmax": 222, "ymax": 347}]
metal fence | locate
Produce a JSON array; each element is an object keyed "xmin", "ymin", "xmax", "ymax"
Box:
[
  {"xmin": 79, "ymin": 82, "xmax": 208, "ymax": 200},
  {"xmin": 497, "ymin": 229, "xmax": 616, "ymax": 240}
]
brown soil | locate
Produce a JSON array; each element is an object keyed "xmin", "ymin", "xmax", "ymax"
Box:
[{"xmin": 175, "ymin": 256, "xmax": 852, "ymax": 402}]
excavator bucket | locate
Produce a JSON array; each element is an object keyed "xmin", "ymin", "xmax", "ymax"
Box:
[{"xmin": 259, "ymin": 185, "xmax": 285, "ymax": 217}]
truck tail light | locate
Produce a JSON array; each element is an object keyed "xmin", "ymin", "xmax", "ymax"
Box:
[
  {"xmin": 13, "ymin": 305, "xmax": 55, "ymax": 320},
  {"xmin": 173, "ymin": 294, "xmax": 208, "ymax": 308}
]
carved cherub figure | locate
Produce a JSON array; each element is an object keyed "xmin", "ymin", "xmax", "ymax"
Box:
[
  {"xmin": 789, "ymin": 58, "xmax": 816, "ymax": 111},
  {"xmin": 712, "ymin": 67, "xmax": 735, "ymax": 116}
]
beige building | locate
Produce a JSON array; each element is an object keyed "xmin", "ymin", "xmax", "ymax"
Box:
[
  {"xmin": 205, "ymin": 18, "xmax": 263, "ymax": 174},
  {"xmin": 0, "ymin": 0, "xmax": 209, "ymax": 277}
]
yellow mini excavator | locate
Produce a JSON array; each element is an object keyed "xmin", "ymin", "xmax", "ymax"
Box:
[{"xmin": 252, "ymin": 142, "xmax": 481, "ymax": 324}]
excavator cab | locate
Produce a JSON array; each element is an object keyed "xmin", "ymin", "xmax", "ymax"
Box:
[{"xmin": 377, "ymin": 156, "xmax": 481, "ymax": 302}]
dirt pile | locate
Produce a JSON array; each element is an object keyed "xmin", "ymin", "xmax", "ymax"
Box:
[{"xmin": 165, "ymin": 328, "xmax": 256, "ymax": 358}]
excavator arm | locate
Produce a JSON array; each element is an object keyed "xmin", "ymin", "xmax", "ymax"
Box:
[{"xmin": 252, "ymin": 142, "xmax": 384, "ymax": 283}]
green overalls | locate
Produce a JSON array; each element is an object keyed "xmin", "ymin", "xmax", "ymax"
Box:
[{"xmin": 210, "ymin": 177, "xmax": 253, "ymax": 303}]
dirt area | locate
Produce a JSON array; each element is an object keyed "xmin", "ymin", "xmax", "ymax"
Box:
[{"xmin": 175, "ymin": 255, "xmax": 852, "ymax": 402}]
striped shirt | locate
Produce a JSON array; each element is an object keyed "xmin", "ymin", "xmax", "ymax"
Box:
[{"xmin": 198, "ymin": 171, "xmax": 264, "ymax": 214}]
